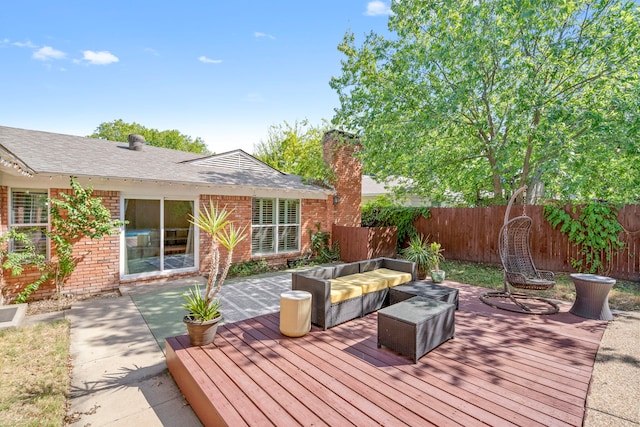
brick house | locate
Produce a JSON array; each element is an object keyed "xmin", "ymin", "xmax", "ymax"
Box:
[{"xmin": 0, "ymin": 126, "xmax": 362, "ymax": 301}]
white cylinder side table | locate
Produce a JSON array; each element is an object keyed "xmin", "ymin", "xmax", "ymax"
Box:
[
  {"xmin": 279, "ymin": 290, "xmax": 312, "ymax": 337},
  {"xmin": 569, "ymin": 273, "xmax": 616, "ymax": 321}
]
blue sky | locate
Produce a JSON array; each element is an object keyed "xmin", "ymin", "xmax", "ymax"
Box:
[{"xmin": 1, "ymin": 1, "xmax": 392, "ymax": 153}]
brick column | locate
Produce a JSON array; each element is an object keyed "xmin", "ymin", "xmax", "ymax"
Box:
[{"xmin": 323, "ymin": 130, "xmax": 362, "ymax": 227}]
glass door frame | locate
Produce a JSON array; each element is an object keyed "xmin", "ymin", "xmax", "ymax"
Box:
[{"xmin": 120, "ymin": 195, "xmax": 199, "ymax": 279}]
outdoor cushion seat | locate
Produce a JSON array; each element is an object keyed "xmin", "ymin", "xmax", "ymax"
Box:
[
  {"xmin": 336, "ymin": 273, "xmax": 389, "ymax": 294},
  {"xmin": 329, "ymin": 280, "xmax": 363, "ymax": 304},
  {"xmin": 362, "ymin": 269, "xmax": 413, "ymax": 287},
  {"xmin": 292, "ymin": 257, "xmax": 416, "ymax": 330}
]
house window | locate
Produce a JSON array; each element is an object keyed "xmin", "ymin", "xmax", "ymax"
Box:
[
  {"xmin": 10, "ymin": 189, "xmax": 48, "ymax": 256},
  {"xmin": 251, "ymin": 198, "xmax": 300, "ymax": 255}
]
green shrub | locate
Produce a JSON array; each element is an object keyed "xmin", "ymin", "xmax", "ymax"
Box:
[
  {"xmin": 361, "ymin": 202, "xmax": 430, "ymax": 251},
  {"xmin": 228, "ymin": 259, "xmax": 271, "ymax": 277}
]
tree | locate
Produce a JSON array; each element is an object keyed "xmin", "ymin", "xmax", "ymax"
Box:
[
  {"xmin": 90, "ymin": 119, "xmax": 210, "ymax": 154},
  {"xmin": 253, "ymin": 119, "xmax": 335, "ymax": 186},
  {"xmin": 331, "ymin": 0, "xmax": 640, "ymax": 205}
]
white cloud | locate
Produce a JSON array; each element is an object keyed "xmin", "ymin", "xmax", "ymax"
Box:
[
  {"xmin": 198, "ymin": 56, "xmax": 223, "ymax": 64},
  {"xmin": 81, "ymin": 50, "xmax": 119, "ymax": 65},
  {"xmin": 254, "ymin": 32, "xmax": 275, "ymax": 40},
  {"xmin": 145, "ymin": 47, "xmax": 160, "ymax": 56},
  {"xmin": 13, "ymin": 40, "xmax": 37, "ymax": 48},
  {"xmin": 33, "ymin": 46, "xmax": 66, "ymax": 61},
  {"xmin": 365, "ymin": 1, "xmax": 392, "ymax": 16}
]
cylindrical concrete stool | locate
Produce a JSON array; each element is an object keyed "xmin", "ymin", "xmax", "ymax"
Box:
[{"xmin": 280, "ymin": 290, "xmax": 312, "ymax": 337}]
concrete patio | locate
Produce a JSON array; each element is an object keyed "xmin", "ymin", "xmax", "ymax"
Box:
[{"xmin": 24, "ymin": 271, "xmax": 639, "ymax": 426}]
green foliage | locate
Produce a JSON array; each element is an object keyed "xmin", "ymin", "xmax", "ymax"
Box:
[
  {"xmin": 0, "ymin": 229, "xmax": 46, "ymax": 304},
  {"xmin": 188, "ymin": 202, "xmax": 247, "ymax": 321},
  {"xmin": 90, "ymin": 119, "xmax": 210, "ymax": 154},
  {"xmin": 17, "ymin": 177, "xmax": 125, "ymax": 302},
  {"xmin": 308, "ymin": 223, "xmax": 340, "ymax": 263},
  {"xmin": 401, "ymin": 235, "xmax": 431, "ymax": 278},
  {"xmin": 182, "ymin": 284, "xmax": 222, "ymax": 322},
  {"xmin": 361, "ymin": 202, "xmax": 430, "ymax": 251},
  {"xmin": 228, "ymin": 259, "xmax": 270, "ymax": 277},
  {"xmin": 544, "ymin": 201, "xmax": 625, "ymax": 274},
  {"xmin": 401, "ymin": 235, "xmax": 445, "ymax": 278},
  {"xmin": 331, "ymin": 0, "xmax": 640, "ymax": 205},
  {"xmin": 427, "ymin": 242, "xmax": 445, "ymax": 272},
  {"xmin": 253, "ymin": 119, "xmax": 336, "ymax": 187}
]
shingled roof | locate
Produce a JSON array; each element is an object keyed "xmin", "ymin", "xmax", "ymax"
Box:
[{"xmin": 0, "ymin": 126, "xmax": 329, "ymax": 194}]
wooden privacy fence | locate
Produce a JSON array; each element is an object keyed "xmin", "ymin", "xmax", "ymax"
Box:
[
  {"xmin": 332, "ymin": 225, "xmax": 397, "ymax": 262},
  {"xmin": 414, "ymin": 204, "xmax": 640, "ymax": 282}
]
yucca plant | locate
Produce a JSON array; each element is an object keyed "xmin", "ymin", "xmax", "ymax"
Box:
[
  {"xmin": 184, "ymin": 202, "xmax": 247, "ymax": 322},
  {"xmin": 401, "ymin": 234, "xmax": 431, "ymax": 279}
]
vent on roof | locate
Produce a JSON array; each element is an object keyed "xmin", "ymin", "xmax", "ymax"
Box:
[
  {"xmin": 190, "ymin": 151, "xmax": 279, "ymax": 174},
  {"xmin": 128, "ymin": 134, "xmax": 145, "ymax": 151}
]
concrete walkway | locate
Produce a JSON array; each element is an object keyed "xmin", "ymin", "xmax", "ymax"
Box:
[{"xmin": 24, "ymin": 274, "xmax": 639, "ymax": 426}]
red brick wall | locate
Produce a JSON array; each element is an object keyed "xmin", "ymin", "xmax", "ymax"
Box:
[
  {"xmin": 301, "ymin": 197, "xmax": 333, "ymax": 255},
  {"xmin": 323, "ymin": 130, "xmax": 363, "ymax": 227},
  {"xmin": 2, "ymin": 188, "xmax": 121, "ymax": 301},
  {"xmin": 197, "ymin": 195, "xmax": 253, "ymax": 272},
  {"xmin": 197, "ymin": 194, "xmax": 334, "ymax": 269},
  {"xmin": 1, "ymin": 183, "xmax": 340, "ymax": 300}
]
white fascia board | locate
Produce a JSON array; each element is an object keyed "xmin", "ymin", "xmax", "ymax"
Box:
[{"xmin": 0, "ymin": 173, "xmax": 330, "ymax": 200}]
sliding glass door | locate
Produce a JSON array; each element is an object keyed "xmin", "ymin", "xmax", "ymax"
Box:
[{"xmin": 124, "ymin": 198, "xmax": 195, "ymax": 275}]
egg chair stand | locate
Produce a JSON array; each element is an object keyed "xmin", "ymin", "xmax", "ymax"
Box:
[{"xmin": 480, "ymin": 186, "xmax": 559, "ymax": 315}]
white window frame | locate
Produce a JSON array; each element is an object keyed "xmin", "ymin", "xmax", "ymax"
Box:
[
  {"xmin": 8, "ymin": 187, "xmax": 49, "ymax": 258},
  {"xmin": 251, "ymin": 197, "xmax": 300, "ymax": 256}
]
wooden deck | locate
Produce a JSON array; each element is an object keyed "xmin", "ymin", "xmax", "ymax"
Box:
[{"xmin": 166, "ymin": 283, "xmax": 607, "ymax": 427}]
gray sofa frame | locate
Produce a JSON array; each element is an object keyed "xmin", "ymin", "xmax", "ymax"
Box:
[{"xmin": 291, "ymin": 257, "xmax": 416, "ymax": 330}]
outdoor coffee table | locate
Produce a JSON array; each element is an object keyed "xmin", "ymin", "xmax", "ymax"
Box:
[
  {"xmin": 569, "ymin": 273, "xmax": 616, "ymax": 321},
  {"xmin": 389, "ymin": 281, "xmax": 459, "ymax": 309},
  {"xmin": 377, "ymin": 296, "xmax": 455, "ymax": 363}
]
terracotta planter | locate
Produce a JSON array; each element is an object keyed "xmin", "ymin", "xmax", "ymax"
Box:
[
  {"xmin": 430, "ymin": 270, "xmax": 446, "ymax": 283},
  {"xmin": 183, "ymin": 314, "xmax": 223, "ymax": 346}
]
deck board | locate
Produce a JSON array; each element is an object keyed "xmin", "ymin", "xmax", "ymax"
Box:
[{"xmin": 166, "ymin": 282, "xmax": 607, "ymax": 427}]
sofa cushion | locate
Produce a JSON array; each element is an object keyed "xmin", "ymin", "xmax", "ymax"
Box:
[
  {"xmin": 329, "ymin": 280, "xmax": 363, "ymax": 303},
  {"xmin": 333, "ymin": 262, "xmax": 360, "ymax": 278},
  {"xmin": 358, "ymin": 258, "xmax": 383, "ymax": 273},
  {"xmin": 362, "ymin": 268, "xmax": 412, "ymax": 287},
  {"xmin": 336, "ymin": 273, "xmax": 388, "ymax": 294}
]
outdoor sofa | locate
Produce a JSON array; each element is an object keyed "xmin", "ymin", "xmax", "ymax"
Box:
[{"xmin": 291, "ymin": 257, "xmax": 416, "ymax": 330}]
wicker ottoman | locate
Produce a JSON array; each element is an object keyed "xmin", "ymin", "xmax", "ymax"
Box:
[
  {"xmin": 377, "ymin": 296, "xmax": 455, "ymax": 363},
  {"xmin": 389, "ymin": 281, "xmax": 459, "ymax": 309}
]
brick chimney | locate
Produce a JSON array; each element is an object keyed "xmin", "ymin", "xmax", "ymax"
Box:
[{"xmin": 323, "ymin": 130, "xmax": 362, "ymax": 227}]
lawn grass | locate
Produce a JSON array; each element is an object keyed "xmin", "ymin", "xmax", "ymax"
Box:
[
  {"xmin": 443, "ymin": 259, "xmax": 640, "ymax": 311},
  {"xmin": 0, "ymin": 319, "xmax": 70, "ymax": 427}
]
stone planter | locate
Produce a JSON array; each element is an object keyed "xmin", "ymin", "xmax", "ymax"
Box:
[
  {"xmin": 430, "ymin": 270, "xmax": 446, "ymax": 283},
  {"xmin": 183, "ymin": 314, "xmax": 223, "ymax": 346}
]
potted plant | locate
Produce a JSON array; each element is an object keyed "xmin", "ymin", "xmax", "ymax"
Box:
[
  {"xmin": 401, "ymin": 234, "xmax": 431, "ymax": 279},
  {"xmin": 182, "ymin": 202, "xmax": 247, "ymax": 346},
  {"xmin": 427, "ymin": 241, "xmax": 446, "ymax": 283}
]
